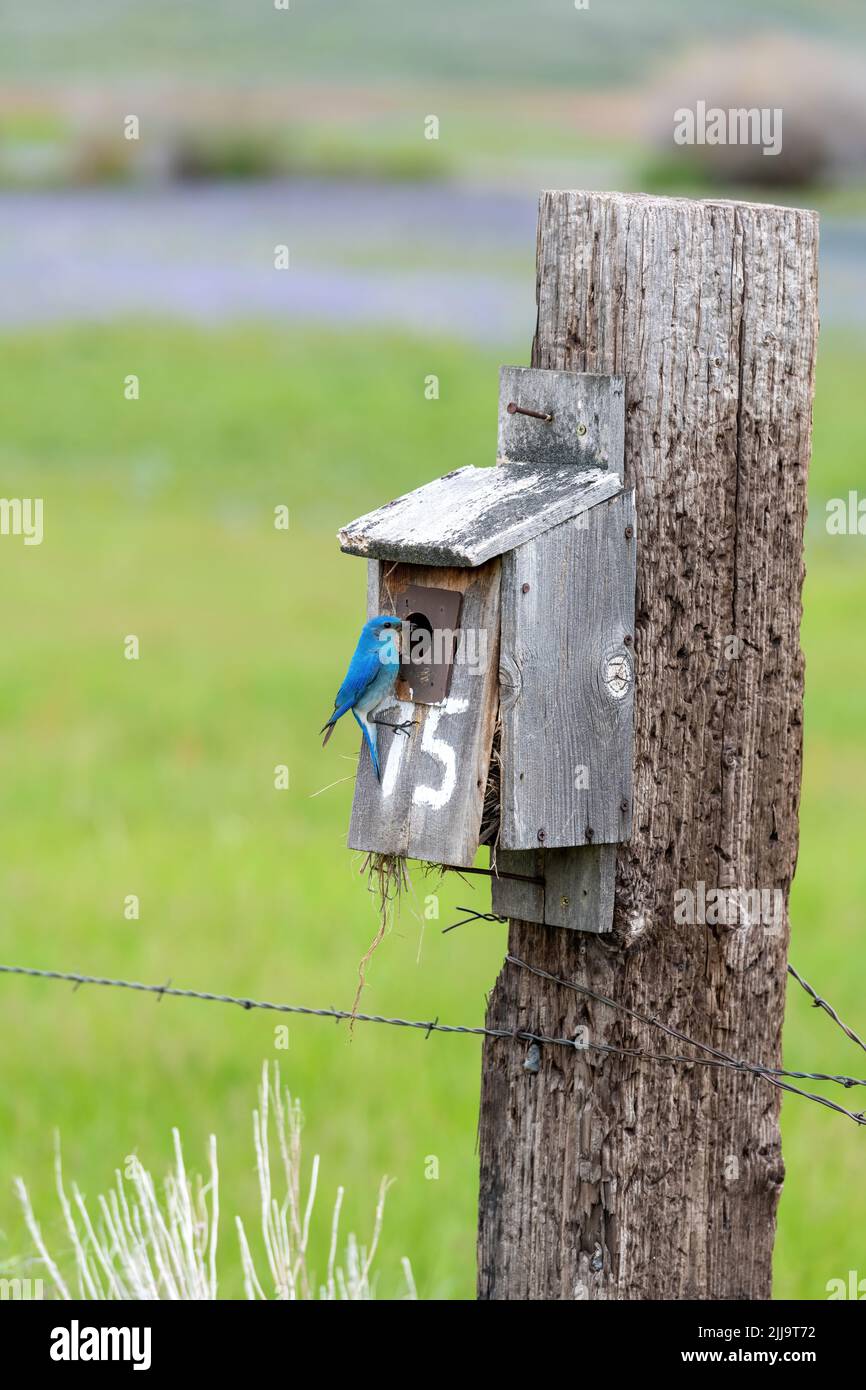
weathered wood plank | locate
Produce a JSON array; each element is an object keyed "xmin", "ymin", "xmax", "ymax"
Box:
[
  {"xmin": 338, "ymin": 463, "xmax": 621, "ymax": 568},
  {"xmin": 498, "ymin": 367, "xmax": 625, "ymax": 477},
  {"xmin": 478, "ymin": 190, "xmax": 819, "ymax": 1301},
  {"xmin": 365, "ymin": 557, "xmax": 381, "ymax": 618},
  {"xmin": 347, "ymin": 558, "xmax": 500, "ymax": 867},
  {"xmin": 489, "ymin": 849, "xmax": 544, "ymax": 923},
  {"xmin": 491, "ymin": 844, "xmax": 617, "ymax": 933},
  {"xmin": 499, "ymin": 490, "xmax": 636, "ymax": 850},
  {"xmin": 543, "ymin": 844, "xmax": 616, "ymax": 931}
]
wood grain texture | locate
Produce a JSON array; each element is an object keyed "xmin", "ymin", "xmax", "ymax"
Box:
[
  {"xmin": 478, "ymin": 191, "xmax": 818, "ymax": 1300},
  {"xmin": 491, "ymin": 844, "xmax": 617, "ymax": 933},
  {"xmin": 497, "ymin": 367, "xmax": 625, "ymax": 475},
  {"xmin": 500, "ymin": 491, "xmax": 636, "ymax": 850},
  {"xmin": 338, "ymin": 463, "xmax": 621, "ymax": 568},
  {"xmin": 347, "ymin": 559, "xmax": 500, "ymax": 867}
]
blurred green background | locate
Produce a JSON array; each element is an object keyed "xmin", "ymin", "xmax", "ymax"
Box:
[{"xmin": 0, "ymin": 1, "xmax": 864, "ymax": 1300}]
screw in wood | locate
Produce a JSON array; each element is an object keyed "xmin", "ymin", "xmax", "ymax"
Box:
[
  {"xmin": 507, "ymin": 401, "xmax": 553, "ymax": 423},
  {"xmin": 576, "ymin": 422, "xmax": 588, "ymax": 436},
  {"xmin": 624, "ymin": 525, "xmax": 634, "ymax": 539},
  {"xmin": 537, "ymin": 829, "xmax": 546, "ymax": 843}
]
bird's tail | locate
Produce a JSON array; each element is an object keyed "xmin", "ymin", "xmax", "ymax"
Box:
[
  {"xmin": 354, "ymin": 710, "xmax": 381, "ymax": 781},
  {"xmin": 320, "ymin": 700, "xmax": 353, "ymax": 748}
]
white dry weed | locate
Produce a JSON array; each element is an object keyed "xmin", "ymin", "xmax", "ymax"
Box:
[{"xmin": 15, "ymin": 1062, "xmax": 414, "ymax": 1302}]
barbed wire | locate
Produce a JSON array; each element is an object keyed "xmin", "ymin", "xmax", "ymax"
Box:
[
  {"xmin": 507, "ymin": 956, "xmax": 866, "ymax": 1128},
  {"xmin": 787, "ymin": 961, "xmax": 866, "ymax": 1056},
  {"xmin": 442, "ymin": 907, "xmax": 507, "ymax": 935},
  {"xmin": 1, "ymin": 957, "xmax": 864, "ymax": 1127}
]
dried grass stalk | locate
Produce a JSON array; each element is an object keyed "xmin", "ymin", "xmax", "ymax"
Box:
[
  {"xmin": 15, "ymin": 1062, "xmax": 415, "ymax": 1301},
  {"xmin": 350, "ymin": 851, "xmax": 410, "ymax": 1023}
]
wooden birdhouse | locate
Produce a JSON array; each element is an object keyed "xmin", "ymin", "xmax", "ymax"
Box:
[{"xmin": 337, "ymin": 367, "xmax": 636, "ymax": 933}]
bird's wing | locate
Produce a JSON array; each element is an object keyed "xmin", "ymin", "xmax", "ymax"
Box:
[
  {"xmin": 334, "ymin": 644, "xmax": 383, "ymax": 711},
  {"xmin": 322, "ymin": 631, "xmax": 398, "ymax": 748}
]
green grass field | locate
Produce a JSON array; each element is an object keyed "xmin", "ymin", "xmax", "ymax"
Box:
[
  {"xmin": 4, "ymin": 0, "xmax": 860, "ymax": 85},
  {"xmin": 0, "ymin": 322, "xmax": 864, "ymax": 1299}
]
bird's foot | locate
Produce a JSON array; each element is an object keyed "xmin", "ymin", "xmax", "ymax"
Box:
[{"xmin": 372, "ymin": 716, "xmax": 418, "ymax": 736}]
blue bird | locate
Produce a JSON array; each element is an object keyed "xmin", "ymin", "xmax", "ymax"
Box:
[{"xmin": 321, "ymin": 615, "xmax": 415, "ymax": 780}]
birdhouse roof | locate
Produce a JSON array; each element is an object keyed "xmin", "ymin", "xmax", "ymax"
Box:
[{"xmin": 338, "ymin": 463, "xmax": 623, "ymax": 568}]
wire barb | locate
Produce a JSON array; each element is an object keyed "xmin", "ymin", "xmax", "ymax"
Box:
[
  {"xmin": 442, "ymin": 908, "xmax": 507, "ymax": 934},
  {"xmin": 787, "ymin": 962, "xmax": 866, "ymax": 1056}
]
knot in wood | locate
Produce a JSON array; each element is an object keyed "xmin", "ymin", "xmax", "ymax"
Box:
[
  {"xmin": 603, "ymin": 649, "xmax": 633, "ymax": 700},
  {"xmin": 498, "ymin": 654, "xmax": 522, "ymax": 713}
]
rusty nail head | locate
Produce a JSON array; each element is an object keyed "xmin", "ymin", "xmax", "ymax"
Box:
[
  {"xmin": 624, "ymin": 634, "xmax": 633, "ymax": 646},
  {"xmin": 507, "ymin": 401, "xmax": 553, "ymax": 423},
  {"xmin": 585, "ymin": 826, "xmax": 594, "ymax": 842},
  {"xmin": 620, "ymin": 798, "xmax": 629, "ymax": 813},
  {"xmin": 624, "ymin": 525, "xmax": 634, "ymax": 539},
  {"xmin": 521, "ymin": 583, "xmax": 530, "ymax": 594}
]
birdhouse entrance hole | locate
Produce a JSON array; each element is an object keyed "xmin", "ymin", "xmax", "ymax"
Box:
[{"xmin": 395, "ymin": 583, "xmax": 462, "ymax": 705}]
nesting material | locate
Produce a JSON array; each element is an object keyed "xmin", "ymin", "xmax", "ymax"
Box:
[
  {"xmin": 351, "ymin": 852, "xmax": 411, "ymax": 1025},
  {"xmin": 478, "ymin": 714, "xmax": 502, "ymax": 857}
]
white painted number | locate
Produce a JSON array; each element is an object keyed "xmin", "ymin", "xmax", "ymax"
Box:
[
  {"xmin": 380, "ymin": 696, "xmax": 469, "ymax": 809},
  {"xmin": 413, "ymin": 697, "xmax": 468, "ymax": 809}
]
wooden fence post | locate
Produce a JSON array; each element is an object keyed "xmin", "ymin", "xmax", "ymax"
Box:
[{"xmin": 477, "ymin": 190, "xmax": 819, "ymax": 1300}]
